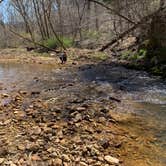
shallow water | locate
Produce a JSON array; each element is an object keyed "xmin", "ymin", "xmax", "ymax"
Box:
[
  {"xmin": 79, "ymin": 63, "xmax": 166, "ymax": 165},
  {"xmin": 0, "ymin": 62, "xmax": 166, "ymax": 165}
]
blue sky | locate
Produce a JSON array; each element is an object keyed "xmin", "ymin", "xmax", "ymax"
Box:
[{"xmin": 0, "ymin": 0, "xmax": 9, "ymax": 22}]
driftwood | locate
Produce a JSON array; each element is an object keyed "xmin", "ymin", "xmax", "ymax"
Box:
[{"xmin": 99, "ymin": 8, "xmax": 166, "ymax": 51}]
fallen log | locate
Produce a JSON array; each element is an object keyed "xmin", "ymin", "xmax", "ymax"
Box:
[{"xmin": 99, "ymin": 7, "xmax": 166, "ymax": 51}]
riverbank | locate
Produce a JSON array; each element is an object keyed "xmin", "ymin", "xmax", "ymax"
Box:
[{"xmin": 0, "ymin": 48, "xmax": 165, "ymax": 166}]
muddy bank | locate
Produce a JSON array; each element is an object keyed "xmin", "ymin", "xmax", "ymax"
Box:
[{"xmin": 0, "ymin": 48, "xmax": 165, "ymax": 166}]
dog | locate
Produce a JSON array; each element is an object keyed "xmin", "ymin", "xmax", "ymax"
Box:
[{"xmin": 58, "ymin": 51, "xmax": 67, "ymax": 64}]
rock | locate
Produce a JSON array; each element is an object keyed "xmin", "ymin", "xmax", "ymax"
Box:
[
  {"xmin": 0, "ymin": 158, "xmax": 5, "ymax": 164},
  {"xmin": 51, "ymin": 152, "xmax": 58, "ymax": 157},
  {"xmin": 76, "ymin": 107, "xmax": 86, "ymax": 111},
  {"xmin": 3, "ymin": 119, "xmax": 12, "ymax": 125},
  {"xmin": 32, "ymin": 126, "xmax": 42, "ymax": 135},
  {"xmin": 17, "ymin": 144, "xmax": 26, "ymax": 151},
  {"xmin": 47, "ymin": 147, "xmax": 56, "ymax": 153},
  {"xmin": 98, "ymin": 138, "xmax": 110, "ymax": 149},
  {"xmin": 73, "ymin": 113, "xmax": 82, "ymax": 122},
  {"xmin": 53, "ymin": 158, "xmax": 62, "ymax": 166},
  {"xmin": 90, "ymin": 147, "xmax": 100, "ymax": 156},
  {"xmin": 51, "ymin": 124, "xmax": 60, "ymax": 129},
  {"xmin": 31, "ymin": 154, "xmax": 41, "ymax": 161},
  {"xmin": 63, "ymin": 162, "xmax": 70, "ymax": 166},
  {"xmin": 1, "ymin": 93, "xmax": 9, "ymax": 98},
  {"xmin": 57, "ymin": 130, "xmax": 63, "ymax": 139},
  {"xmin": 97, "ymin": 156, "xmax": 104, "ymax": 161},
  {"xmin": 5, "ymin": 161, "xmax": 16, "ymax": 166},
  {"xmin": 62, "ymin": 154, "xmax": 70, "ymax": 162},
  {"xmin": 80, "ymin": 161, "xmax": 88, "ymax": 166},
  {"xmin": 14, "ymin": 111, "xmax": 26, "ymax": 119},
  {"xmin": 19, "ymin": 90, "xmax": 27, "ymax": 95},
  {"xmin": 104, "ymin": 155, "xmax": 119, "ymax": 164},
  {"xmin": 43, "ymin": 127, "xmax": 52, "ymax": 134},
  {"xmin": 26, "ymin": 142, "xmax": 39, "ymax": 152},
  {"xmin": 14, "ymin": 95, "xmax": 22, "ymax": 101},
  {"xmin": 98, "ymin": 116, "xmax": 106, "ymax": 123},
  {"xmin": 50, "ymin": 53, "xmax": 55, "ymax": 56}
]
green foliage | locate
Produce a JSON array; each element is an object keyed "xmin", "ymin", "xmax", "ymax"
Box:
[
  {"xmin": 92, "ymin": 52, "xmax": 108, "ymax": 60},
  {"xmin": 43, "ymin": 38, "xmax": 58, "ymax": 49},
  {"xmin": 151, "ymin": 66, "xmax": 163, "ymax": 75},
  {"xmin": 121, "ymin": 49, "xmax": 147, "ymax": 61},
  {"xmin": 61, "ymin": 37, "xmax": 73, "ymax": 48},
  {"xmin": 43, "ymin": 37, "xmax": 73, "ymax": 49},
  {"xmin": 121, "ymin": 50, "xmax": 131, "ymax": 60}
]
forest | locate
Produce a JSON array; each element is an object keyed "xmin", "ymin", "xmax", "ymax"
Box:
[{"xmin": 0, "ymin": 0, "xmax": 165, "ymax": 166}]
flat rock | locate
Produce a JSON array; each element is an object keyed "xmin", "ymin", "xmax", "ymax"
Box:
[
  {"xmin": 104, "ymin": 155, "xmax": 119, "ymax": 164},
  {"xmin": 80, "ymin": 161, "xmax": 88, "ymax": 166},
  {"xmin": 0, "ymin": 158, "xmax": 5, "ymax": 164}
]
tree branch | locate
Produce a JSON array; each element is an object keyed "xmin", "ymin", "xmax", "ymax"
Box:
[
  {"xmin": 89, "ymin": 0, "xmax": 136, "ymax": 25},
  {"xmin": 99, "ymin": 7, "xmax": 166, "ymax": 51}
]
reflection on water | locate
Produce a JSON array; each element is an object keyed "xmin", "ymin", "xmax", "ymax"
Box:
[{"xmin": 0, "ymin": 62, "xmax": 55, "ymax": 92}]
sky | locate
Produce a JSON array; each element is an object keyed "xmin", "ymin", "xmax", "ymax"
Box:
[{"xmin": 0, "ymin": 0, "xmax": 9, "ymax": 22}]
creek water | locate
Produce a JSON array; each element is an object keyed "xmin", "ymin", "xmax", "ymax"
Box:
[{"xmin": 0, "ymin": 62, "xmax": 165, "ymax": 165}]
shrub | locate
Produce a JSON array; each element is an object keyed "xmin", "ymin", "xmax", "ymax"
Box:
[
  {"xmin": 43, "ymin": 37, "xmax": 73, "ymax": 49},
  {"xmin": 61, "ymin": 37, "xmax": 73, "ymax": 48}
]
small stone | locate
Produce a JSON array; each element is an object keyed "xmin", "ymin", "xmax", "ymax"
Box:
[
  {"xmin": 98, "ymin": 156, "xmax": 104, "ymax": 161},
  {"xmin": 51, "ymin": 124, "xmax": 60, "ymax": 129},
  {"xmin": 73, "ymin": 113, "xmax": 82, "ymax": 122},
  {"xmin": 76, "ymin": 107, "xmax": 86, "ymax": 111},
  {"xmin": 104, "ymin": 155, "xmax": 119, "ymax": 164},
  {"xmin": 63, "ymin": 162, "xmax": 69, "ymax": 166},
  {"xmin": 99, "ymin": 138, "xmax": 110, "ymax": 149},
  {"xmin": 43, "ymin": 127, "xmax": 52, "ymax": 134},
  {"xmin": 80, "ymin": 161, "xmax": 88, "ymax": 166},
  {"xmin": 47, "ymin": 147, "xmax": 55, "ymax": 153},
  {"xmin": 19, "ymin": 90, "xmax": 27, "ymax": 95},
  {"xmin": 26, "ymin": 142, "xmax": 39, "ymax": 152},
  {"xmin": 1, "ymin": 93, "xmax": 9, "ymax": 98},
  {"xmin": 0, "ymin": 158, "xmax": 5, "ymax": 164},
  {"xmin": 33, "ymin": 126, "xmax": 42, "ymax": 135},
  {"xmin": 17, "ymin": 144, "xmax": 25, "ymax": 151},
  {"xmin": 51, "ymin": 152, "xmax": 58, "ymax": 157},
  {"xmin": 62, "ymin": 154, "xmax": 70, "ymax": 162},
  {"xmin": 18, "ymin": 158, "xmax": 25, "ymax": 164},
  {"xmin": 53, "ymin": 158, "xmax": 62, "ymax": 166},
  {"xmin": 98, "ymin": 117, "xmax": 106, "ymax": 123},
  {"xmin": 57, "ymin": 130, "xmax": 63, "ymax": 139},
  {"xmin": 14, "ymin": 111, "xmax": 26, "ymax": 118},
  {"xmin": 31, "ymin": 154, "xmax": 41, "ymax": 161},
  {"xmin": 14, "ymin": 95, "xmax": 22, "ymax": 101},
  {"xmin": 2, "ymin": 119, "xmax": 11, "ymax": 125}
]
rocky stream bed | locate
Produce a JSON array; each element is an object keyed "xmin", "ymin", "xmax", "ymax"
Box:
[{"xmin": 0, "ymin": 48, "xmax": 165, "ymax": 166}]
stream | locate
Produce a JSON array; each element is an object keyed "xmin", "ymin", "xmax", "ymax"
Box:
[{"xmin": 0, "ymin": 62, "xmax": 165, "ymax": 165}]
